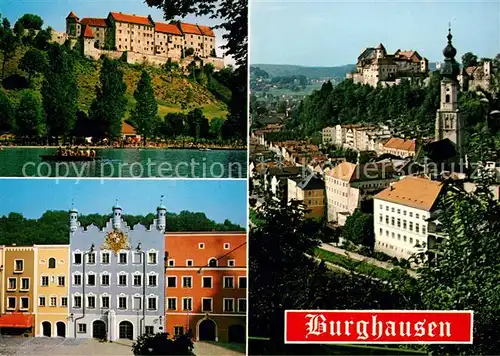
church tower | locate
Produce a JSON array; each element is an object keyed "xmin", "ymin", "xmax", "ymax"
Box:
[{"xmin": 435, "ymin": 28, "xmax": 465, "ymax": 158}]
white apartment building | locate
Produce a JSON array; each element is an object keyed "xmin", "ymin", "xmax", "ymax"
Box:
[
  {"xmin": 322, "ymin": 127, "xmax": 336, "ymax": 145},
  {"xmin": 325, "ymin": 161, "xmax": 396, "ymax": 225},
  {"xmin": 373, "ymin": 177, "xmax": 445, "ymax": 259}
]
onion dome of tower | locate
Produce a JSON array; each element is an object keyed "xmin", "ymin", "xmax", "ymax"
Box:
[{"xmin": 440, "ymin": 28, "xmax": 460, "ymax": 80}]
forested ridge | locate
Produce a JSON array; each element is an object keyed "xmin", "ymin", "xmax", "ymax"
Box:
[{"xmin": 0, "ymin": 210, "xmax": 244, "ymax": 246}]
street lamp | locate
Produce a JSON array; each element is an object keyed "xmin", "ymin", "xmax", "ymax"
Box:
[{"xmin": 136, "ymin": 243, "xmax": 146, "ymax": 337}]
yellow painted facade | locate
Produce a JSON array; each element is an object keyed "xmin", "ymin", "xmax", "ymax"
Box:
[{"xmin": 34, "ymin": 245, "xmax": 70, "ymax": 337}]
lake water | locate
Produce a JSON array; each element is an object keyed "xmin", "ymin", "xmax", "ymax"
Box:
[{"xmin": 0, "ymin": 148, "xmax": 247, "ymax": 178}]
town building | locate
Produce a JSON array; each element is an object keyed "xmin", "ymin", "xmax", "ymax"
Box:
[
  {"xmin": 35, "ymin": 245, "xmax": 70, "ymax": 337},
  {"xmin": 325, "ymin": 161, "xmax": 397, "ymax": 225},
  {"xmin": 60, "ymin": 11, "xmax": 224, "ymax": 69},
  {"xmin": 381, "ymin": 137, "xmax": 417, "ymax": 158},
  {"xmin": 434, "ymin": 29, "xmax": 465, "ymax": 158},
  {"xmin": 373, "ymin": 176, "xmax": 445, "ymax": 259},
  {"xmin": 68, "ymin": 203, "xmax": 166, "ymax": 341},
  {"xmin": 287, "ymin": 173, "xmax": 325, "ymax": 219},
  {"xmin": 1, "ymin": 246, "xmax": 36, "ymax": 336},
  {"xmin": 164, "ymin": 232, "xmax": 246, "ymax": 343},
  {"xmin": 347, "ymin": 43, "xmax": 429, "ymax": 87},
  {"xmin": 459, "ymin": 60, "xmax": 493, "ymax": 92},
  {"xmin": 322, "ymin": 124, "xmax": 391, "ymax": 152}
]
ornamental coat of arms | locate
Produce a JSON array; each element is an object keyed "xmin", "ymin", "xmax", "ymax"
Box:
[{"xmin": 102, "ymin": 229, "xmax": 130, "ymax": 255}]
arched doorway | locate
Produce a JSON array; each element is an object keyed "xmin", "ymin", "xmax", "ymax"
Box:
[
  {"xmin": 92, "ymin": 320, "xmax": 106, "ymax": 339},
  {"xmin": 198, "ymin": 319, "xmax": 216, "ymax": 341},
  {"xmin": 119, "ymin": 321, "xmax": 133, "ymax": 340},
  {"xmin": 42, "ymin": 321, "xmax": 51, "ymax": 337},
  {"xmin": 228, "ymin": 324, "xmax": 245, "ymax": 343},
  {"xmin": 56, "ymin": 322, "xmax": 66, "ymax": 337}
]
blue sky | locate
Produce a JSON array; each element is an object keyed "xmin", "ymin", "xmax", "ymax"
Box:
[
  {"xmin": 1, "ymin": 0, "xmax": 233, "ymax": 63},
  {"xmin": 0, "ymin": 179, "xmax": 247, "ymax": 226},
  {"xmin": 251, "ymin": 0, "xmax": 500, "ymax": 66}
]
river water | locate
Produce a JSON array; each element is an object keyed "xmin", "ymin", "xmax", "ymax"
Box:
[{"xmin": 0, "ymin": 148, "xmax": 247, "ymax": 178}]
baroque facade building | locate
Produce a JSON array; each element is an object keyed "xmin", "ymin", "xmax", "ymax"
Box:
[{"xmin": 68, "ymin": 203, "xmax": 166, "ymax": 341}]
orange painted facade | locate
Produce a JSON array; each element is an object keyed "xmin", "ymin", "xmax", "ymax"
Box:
[{"xmin": 165, "ymin": 232, "xmax": 246, "ymax": 343}]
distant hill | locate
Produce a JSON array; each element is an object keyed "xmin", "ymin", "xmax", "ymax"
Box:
[
  {"xmin": 2, "ymin": 45, "xmax": 228, "ymax": 120},
  {"xmin": 251, "ymin": 64, "xmax": 356, "ymax": 80},
  {"xmin": 251, "ymin": 62, "xmax": 438, "ymax": 80}
]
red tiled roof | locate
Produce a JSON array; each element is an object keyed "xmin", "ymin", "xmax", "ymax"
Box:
[
  {"xmin": 122, "ymin": 122, "xmax": 137, "ymax": 135},
  {"xmin": 383, "ymin": 137, "xmax": 416, "ymax": 152},
  {"xmin": 80, "ymin": 18, "xmax": 107, "ymax": 27},
  {"xmin": 197, "ymin": 25, "xmax": 215, "ymax": 37},
  {"xmin": 66, "ymin": 11, "xmax": 78, "ymax": 19},
  {"xmin": 155, "ymin": 22, "xmax": 183, "ymax": 36},
  {"xmin": 83, "ymin": 26, "xmax": 94, "ymax": 38},
  {"xmin": 110, "ymin": 12, "xmax": 153, "ymax": 26},
  {"xmin": 465, "ymin": 66, "xmax": 477, "ymax": 75},
  {"xmin": 179, "ymin": 22, "xmax": 202, "ymax": 35},
  {"xmin": 0, "ymin": 314, "xmax": 33, "ymax": 328}
]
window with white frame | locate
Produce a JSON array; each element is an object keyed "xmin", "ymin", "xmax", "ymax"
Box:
[
  {"xmin": 186, "ymin": 259, "xmax": 193, "ymax": 267},
  {"xmin": 167, "ymin": 297, "xmax": 176, "ymax": 310},
  {"xmin": 101, "ymin": 252, "xmax": 110, "ymax": 264},
  {"xmin": 119, "ymin": 252, "xmax": 128, "ymax": 264},
  {"xmin": 148, "ymin": 297, "xmax": 157, "ymax": 310},
  {"xmin": 39, "ymin": 296, "xmax": 46, "ymax": 307},
  {"xmin": 8, "ymin": 277, "xmax": 16, "ymax": 290},
  {"xmin": 61, "ymin": 297, "xmax": 68, "ymax": 307},
  {"xmin": 202, "ymin": 276, "xmax": 212, "ymax": 288},
  {"xmin": 198, "ymin": 243, "xmax": 204, "ymax": 249},
  {"xmin": 87, "ymin": 295, "xmax": 96, "ymax": 309},
  {"xmin": 167, "ymin": 276, "xmax": 176, "ymax": 287},
  {"xmin": 223, "ymin": 298, "xmax": 234, "ymax": 312},
  {"xmin": 238, "ymin": 276, "xmax": 247, "ymax": 289},
  {"xmin": 87, "ymin": 274, "xmax": 96, "ymax": 286},
  {"xmin": 77, "ymin": 323, "xmax": 86, "ymax": 333},
  {"xmin": 21, "ymin": 277, "xmax": 29, "ymax": 290},
  {"xmin": 41, "ymin": 275, "xmax": 49, "ymax": 286},
  {"xmin": 118, "ymin": 296, "xmax": 127, "ymax": 310},
  {"xmin": 14, "ymin": 259, "xmax": 24, "ymax": 273},
  {"xmin": 74, "ymin": 295, "xmax": 82, "ymax": 308},
  {"xmin": 224, "ymin": 243, "xmax": 230, "ymax": 250},
  {"xmin": 133, "ymin": 252, "xmax": 142, "ymax": 264},
  {"xmin": 49, "ymin": 296, "xmax": 57, "ymax": 307},
  {"xmin": 133, "ymin": 296, "xmax": 142, "ymax": 310},
  {"xmin": 182, "ymin": 297, "xmax": 192, "ymax": 311},
  {"xmin": 20, "ymin": 297, "xmax": 29, "ymax": 310},
  {"xmin": 133, "ymin": 275, "xmax": 142, "ymax": 287},
  {"xmin": 101, "ymin": 295, "xmax": 110, "ymax": 309},
  {"xmin": 7, "ymin": 296, "xmax": 16, "ymax": 309},
  {"xmin": 58, "ymin": 276, "xmax": 65, "ymax": 287},
  {"xmin": 201, "ymin": 298, "xmax": 213, "ymax": 312},
  {"xmin": 182, "ymin": 276, "xmax": 192, "ymax": 288},
  {"xmin": 101, "ymin": 274, "xmax": 110, "ymax": 286},
  {"xmin": 73, "ymin": 274, "xmax": 82, "ymax": 286},
  {"xmin": 167, "ymin": 259, "xmax": 175, "ymax": 267},
  {"xmin": 87, "ymin": 253, "xmax": 96, "ymax": 264},
  {"xmin": 223, "ymin": 276, "xmax": 234, "ymax": 289},
  {"xmin": 238, "ymin": 298, "xmax": 247, "ymax": 313},
  {"xmin": 74, "ymin": 253, "xmax": 82, "ymax": 264},
  {"xmin": 118, "ymin": 274, "xmax": 127, "ymax": 286},
  {"xmin": 148, "ymin": 252, "xmax": 157, "ymax": 264},
  {"xmin": 227, "ymin": 259, "xmax": 235, "ymax": 267},
  {"xmin": 208, "ymin": 258, "xmax": 217, "ymax": 267}
]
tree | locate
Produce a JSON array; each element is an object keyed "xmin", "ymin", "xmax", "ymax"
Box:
[
  {"xmin": 15, "ymin": 14, "xmax": 43, "ymax": 30},
  {"xmin": 132, "ymin": 332, "xmax": 194, "ymax": 355},
  {"xmin": 88, "ymin": 58, "xmax": 127, "ymax": 140},
  {"xmin": 19, "ymin": 48, "xmax": 47, "ymax": 84},
  {"xmin": 462, "ymin": 52, "xmax": 479, "ymax": 68},
  {"xmin": 186, "ymin": 108, "xmax": 209, "ymax": 140},
  {"xmin": 131, "ymin": 70, "xmax": 158, "ymax": 145},
  {"xmin": 15, "ymin": 91, "xmax": 45, "ymax": 140},
  {"xmin": 184, "ymin": 47, "xmax": 194, "ymax": 57},
  {"xmin": 0, "ymin": 91, "xmax": 14, "ymax": 132},
  {"xmin": 0, "ymin": 16, "xmax": 19, "ymax": 80},
  {"xmin": 33, "ymin": 27, "xmax": 52, "ymax": 51},
  {"xmin": 416, "ymin": 177, "xmax": 500, "ymax": 355},
  {"xmin": 163, "ymin": 112, "xmax": 186, "ymax": 137},
  {"xmin": 342, "ymin": 210, "xmax": 375, "ymax": 249},
  {"xmin": 42, "ymin": 44, "xmax": 78, "ymax": 143},
  {"xmin": 209, "ymin": 116, "xmax": 224, "ymax": 140}
]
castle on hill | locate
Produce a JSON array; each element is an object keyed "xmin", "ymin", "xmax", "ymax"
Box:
[
  {"xmin": 346, "ymin": 43, "xmax": 429, "ymax": 87},
  {"xmin": 51, "ymin": 11, "xmax": 224, "ymax": 70}
]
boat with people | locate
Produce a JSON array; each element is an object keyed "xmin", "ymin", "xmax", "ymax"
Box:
[{"xmin": 40, "ymin": 146, "xmax": 98, "ymax": 162}]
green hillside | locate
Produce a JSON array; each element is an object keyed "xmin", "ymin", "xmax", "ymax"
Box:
[{"xmin": 2, "ymin": 45, "xmax": 228, "ymax": 121}]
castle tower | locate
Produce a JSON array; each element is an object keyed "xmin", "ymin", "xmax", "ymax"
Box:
[
  {"xmin": 435, "ymin": 27, "xmax": 465, "ymax": 158},
  {"xmin": 156, "ymin": 195, "xmax": 167, "ymax": 232},
  {"xmin": 376, "ymin": 43, "xmax": 386, "ymax": 59},
  {"xmin": 66, "ymin": 11, "xmax": 80, "ymax": 37},
  {"xmin": 112, "ymin": 200, "xmax": 122, "ymax": 230},
  {"xmin": 69, "ymin": 203, "xmax": 79, "ymax": 233}
]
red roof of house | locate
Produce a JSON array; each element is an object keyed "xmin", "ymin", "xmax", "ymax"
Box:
[
  {"xmin": 83, "ymin": 26, "xmax": 94, "ymax": 38},
  {"xmin": 0, "ymin": 314, "xmax": 33, "ymax": 328},
  {"xmin": 80, "ymin": 17, "xmax": 107, "ymax": 27},
  {"xmin": 197, "ymin": 25, "xmax": 215, "ymax": 37},
  {"xmin": 179, "ymin": 22, "xmax": 202, "ymax": 35},
  {"xmin": 155, "ymin": 22, "xmax": 183, "ymax": 36},
  {"xmin": 109, "ymin": 12, "xmax": 153, "ymax": 26},
  {"xmin": 383, "ymin": 137, "xmax": 416, "ymax": 152},
  {"xmin": 66, "ymin": 11, "xmax": 78, "ymax": 19},
  {"xmin": 122, "ymin": 122, "xmax": 137, "ymax": 135}
]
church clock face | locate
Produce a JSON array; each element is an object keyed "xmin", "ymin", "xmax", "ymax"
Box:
[{"xmin": 102, "ymin": 229, "xmax": 130, "ymax": 255}]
